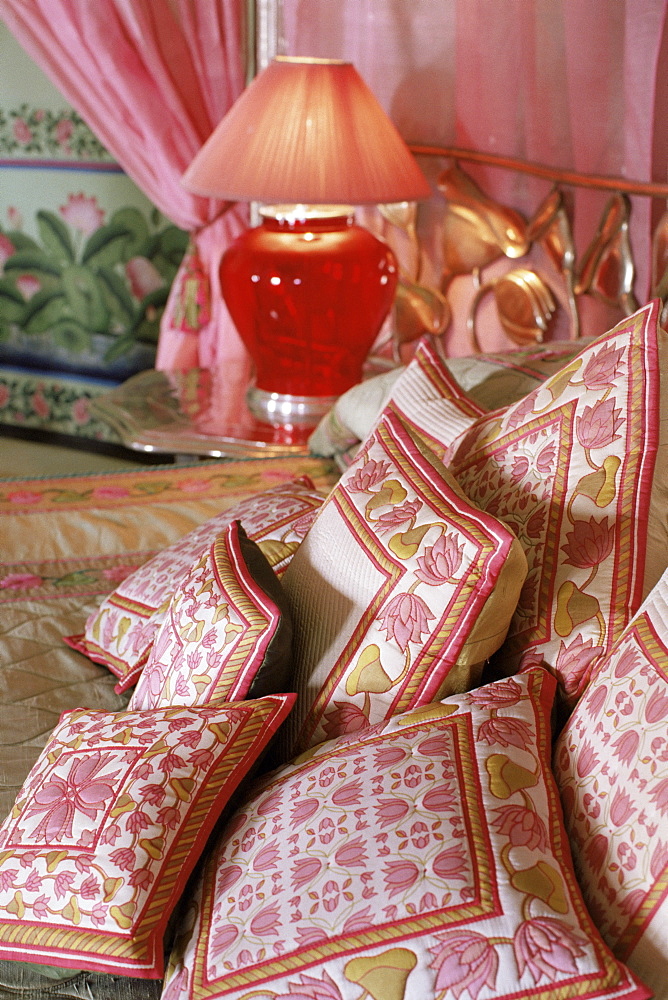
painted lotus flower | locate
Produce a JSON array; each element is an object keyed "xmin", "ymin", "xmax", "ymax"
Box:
[
  {"xmin": 377, "ymin": 592, "xmax": 435, "ymax": 652},
  {"xmin": 576, "ymin": 397, "xmax": 623, "ymax": 450},
  {"xmin": 561, "ymin": 516, "xmax": 614, "ymax": 569},
  {"xmin": 513, "ymin": 917, "xmax": 588, "ymax": 984},
  {"xmin": 581, "ymin": 344, "xmax": 625, "ymax": 391},
  {"xmin": 416, "ymin": 532, "xmax": 465, "ymax": 585},
  {"xmin": 491, "ymin": 803, "xmax": 547, "ymax": 850},
  {"xmin": 59, "ymin": 192, "xmax": 105, "ymax": 234},
  {"xmin": 429, "ymin": 929, "xmax": 499, "ymax": 999}
]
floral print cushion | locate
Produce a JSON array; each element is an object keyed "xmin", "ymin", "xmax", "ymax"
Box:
[
  {"xmin": 66, "ymin": 478, "xmax": 323, "ymax": 693},
  {"xmin": 280, "ymin": 410, "xmax": 527, "ymax": 756},
  {"xmin": 554, "ymin": 565, "xmax": 668, "ymax": 1000},
  {"xmin": 382, "ymin": 335, "xmax": 485, "ymax": 463},
  {"xmin": 129, "ymin": 521, "xmax": 292, "ymax": 711},
  {"xmin": 0, "ymin": 694, "xmax": 295, "ymax": 978},
  {"xmin": 160, "ymin": 669, "xmax": 648, "ymax": 1000},
  {"xmin": 449, "ymin": 300, "xmax": 668, "ymax": 705}
]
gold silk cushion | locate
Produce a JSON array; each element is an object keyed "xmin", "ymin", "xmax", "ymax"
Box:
[
  {"xmin": 280, "ymin": 410, "xmax": 527, "ymax": 756},
  {"xmin": 449, "ymin": 300, "xmax": 668, "ymax": 706}
]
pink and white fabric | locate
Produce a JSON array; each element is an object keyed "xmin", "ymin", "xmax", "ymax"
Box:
[
  {"xmin": 554, "ymin": 566, "xmax": 668, "ymax": 1000},
  {"xmin": 66, "ymin": 478, "xmax": 322, "ymax": 693},
  {"xmin": 0, "ymin": 0, "xmax": 249, "ymax": 372},
  {"xmin": 449, "ymin": 301, "xmax": 668, "ymax": 704},
  {"xmin": 129, "ymin": 521, "xmax": 291, "ymax": 711},
  {"xmin": 161, "ymin": 669, "xmax": 648, "ymax": 1000},
  {"xmin": 0, "ymin": 694, "xmax": 295, "ymax": 978}
]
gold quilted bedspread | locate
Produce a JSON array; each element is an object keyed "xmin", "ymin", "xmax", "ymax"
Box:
[{"xmin": 0, "ymin": 455, "xmax": 337, "ymax": 820}]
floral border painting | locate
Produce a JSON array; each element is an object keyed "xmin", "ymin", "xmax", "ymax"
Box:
[{"xmin": 1, "ymin": 29, "xmax": 187, "ymax": 383}]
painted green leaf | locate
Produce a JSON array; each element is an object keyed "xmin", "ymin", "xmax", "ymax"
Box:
[
  {"xmin": 97, "ymin": 267, "xmax": 135, "ymax": 324},
  {"xmin": 3, "ymin": 231, "xmax": 42, "ymax": 254},
  {"xmin": 153, "ymin": 226, "xmax": 189, "ymax": 268},
  {"xmin": 3, "ymin": 250, "xmax": 63, "ymax": 278},
  {"xmin": 22, "ymin": 288, "xmax": 68, "ymax": 334},
  {"xmin": 49, "ymin": 318, "xmax": 93, "ymax": 354},
  {"xmin": 81, "ymin": 222, "xmax": 134, "ymax": 269},
  {"xmin": 0, "ymin": 279, "xmax": 26, "ymax": 323},
  {"xmin": 103, "ymin": 331, "xmax": 137, "ymax": 362},
  {"xmin": 108, "ymin": 207, "xmax": 150, "ymax": 260},
  {"xmin": 130, "ymin": 285, "xmax": 169, "ymax": 343},
  {"xmin": 36, "ymin": 210, "xmax": 75, "ymax": 264},
  {"xmin": 62, "ymin": 265, "xmax": 109, "ymax": 333}
]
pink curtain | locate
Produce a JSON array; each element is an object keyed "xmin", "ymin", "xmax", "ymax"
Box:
[
  {"xmin": 282, "ymin": 0, "xmax": 668, "ymax": 354},
  {"xmin": 0, "ymin": 0, "xmax": 251, "ymax": 375}
]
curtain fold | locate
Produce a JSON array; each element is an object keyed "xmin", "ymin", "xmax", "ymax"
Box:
[
  {"xmin": 282, "ymin": 0, "xmax": 668, "ymax": 353},
  {"xmin": 0, "ymin": 0, "xmax": 251, "ymax": 373}
]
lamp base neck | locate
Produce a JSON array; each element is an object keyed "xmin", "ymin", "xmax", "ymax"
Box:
[{"xmin": 247, "ymin": 386, "xmax": 337, "ymax": 428}]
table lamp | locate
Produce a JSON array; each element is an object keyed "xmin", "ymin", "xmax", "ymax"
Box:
[{"xmin": 182, "ymin": 56, "xmax": 431, "ymax": 432}]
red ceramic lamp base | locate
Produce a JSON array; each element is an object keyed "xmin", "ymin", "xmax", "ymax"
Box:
[{"xmin": 220, "ymin": 206, "xmax": 398, "ymax": 427}]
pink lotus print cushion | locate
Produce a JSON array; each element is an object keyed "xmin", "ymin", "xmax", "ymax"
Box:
[
  {"xmin": 554, "ymin": 565, "xmax": 668, "ymax": 999},
  {"xmin": 129, "ymin": 521, "xmax": 292, "ymax": 711},
  {"xmin": 0, "ymin": 694, "xmax": 295, "ymax": 978},
  {"xmin": 66, "ymin": 478, "xmax": 323, "ymax": 693},
  {"xmin": 280, "ymin": 409, "xmax": 527, "ymax": 755},
  {"xmin": 161, "ymin": 669, "xmax": 648, "ymax": 1000},
  {"xmin": 449, "ymin": 300, "xmax": 668, "ymax": 705}
]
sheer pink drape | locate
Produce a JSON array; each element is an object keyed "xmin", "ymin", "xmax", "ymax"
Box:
[
  {"xmin": 282, "ymin": 0, "xmax": 668, "ymax": 353},
  {"xmin": 0, "ymin": 0, "xmax": 251, "ymax": 374}
]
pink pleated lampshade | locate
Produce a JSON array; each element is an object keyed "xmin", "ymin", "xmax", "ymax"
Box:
[{"xmin": 182, "ymin": 56, "xmax": 431, "ymax": 205}]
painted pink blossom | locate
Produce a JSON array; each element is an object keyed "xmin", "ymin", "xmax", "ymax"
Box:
[
  {"xmin": 429, "ymin": 929, "xmax": 499, "ymax": 999},
  {"xmin": 252, "ymin": 840, "xmax": 281, "ymax": 872},
  {"xmin": 513, "ymin": 917, "xmax": 588, "ymax": 983},
  {"xmin": 649, "ymin": 776, "xmax": 668, "ymax": 816},
  {"xmin": 575, "ymin": 740, "xmax": 599, "ymax": 778},
  {"xmin": 290, "ymin": 856, "xmax": 322, "ymax": 890},
  {"xmin": 92, "ymin": 485, "xmax": 131, "ymax": 499},
  {"xmin": 374, "ymin": 796, "xmax": 411, "ymax": 828},
  {"xmin": 0, "ymin": 233, "xmax": 15, "ymax": 272},
  {"xmin": 250, "ymin": 903, "xmax": 281, "ymax": 936},
  {"xmin": 422, "ymin": 784, "xmax": 456, "ymax": 814},
  {"xmin": 609, "ymin": 788, "xmax": 636, "ymax": 827},
  {"xmin": 510, "ymin": 455, "xmax": 530, "ymax": 483},
  {"xmin": 554, "ymin": 635, "xmax": 604, "ymax": 698},
  {"xmin": 275, "ymin": 971, "xmax": 344, "ymax": 1000},
  {"xmin": 0, "ymin": 573, "xmax": 43, "ymax": 590},
  {"xmin": 72, "ymin": 397, "xmax": 90, "ymax": 425},
  {"xmin": 16, "ymin": 274, "xmax": 41, "ymax": 299},
  {"xmin": 211, "ymin": 922, "xmax": 239, "ymax": 956},
  {"xmin": 334, "ymin": 836, "xmax": 368, "ymax": 868},
  {"xmin": 25, "ymin": 750, "xmax": 120, "ymax": 840},
  {"xmin": 576, "ymin": 397, "xmax": 623, "ymax": 450},
  {"xmin": 322, "ymin": 701, "xmax": 369, "ymax": 739},
  {"xmin": 55, "ymin": 118, "xmax": 74, "ymax": 149},
  {"xmin": 416, "ymin": 532, "xmax": 465, "ymax": 585},
  {"xmin": 536, "ymin": 442, "xmax": 556, "ymax": 473},
  {"xmin": 645, "ymin": 687, "xmax": 668, "ymax": 723},
  {"xmin": 331, "ymin": 780, "xmax": 363, "ymax": 807},
  {"xmin": 59, "ymin": 193, "xmax": 105, "ymax": 235},
  {"xmin": 13, "ymin": 118, "xmax": 32, "ymax": 144},
  {"xmin": 102, "ymin": 564, "xmax": 138, "ymax": 583},
  {"xmin": 432, "ymin": 845, "xmax": 468, "ymax": 880},
  {"xmin": 375, "ymin": 497, "xmax": 422, "ymax": 532},
  {"xmin": 469, "ymin": 676, "xmax": 522, "ymax": 709},
  {"xmin": 377, "ymin": 591, "xmax": 435, "ymax": 651},
  {"xmin": 383, "ymin": 859, "xmax": 420, "ymax": 896},
  {"xmin": 581, "ymin": 344, "xmax": 625, "ymax": 391},
  {"xmin": 584, "ymin": 832, "xmax": 609, "ymax": 873},
  {"xmin": 650, "ymin": 840, "xmax": 668, "ymax": 880},
  {"xmin": 7, "ymin": 206, "xmax": 22, "ymax": 229},
  {"xmin": 561, "ymin": 516, "xmax": 614, "ymax": 569},
  {"xmin": 126, "ymin": 256, "xmax": 164, "ymax": 300},
  {"xmin": 290, "ymin": 798, "xmax": 320, "ymax": 827},
  {"xmin": 492, "ymin": 804, "xmax": 547, "ymax": 850},
  {"xmin": 347, "ymin": 458, "xmax": 392, "ymax": 492},
  {"xmin": 478, "ymin": 716, "xmax": 532, "ymax": 749},
  {"xmin": 585, "ymin": 682, "xmax": 608, "ymax": 718},
  {"xmin": 611, "ymin": 729, "xmax": 640, "ymax": 765}
]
